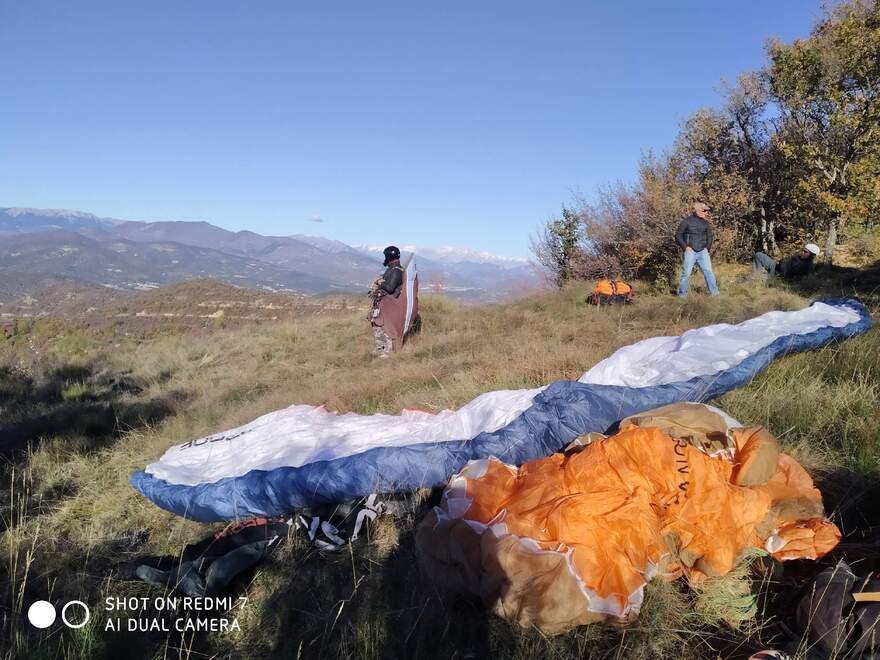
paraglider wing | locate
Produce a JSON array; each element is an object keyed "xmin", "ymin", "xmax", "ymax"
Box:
[
  {"xmin": 131, "ymin": 298, "xmax": 871, "ymax": 522},
  {"xmin": 374, "ymin": 259, "xmax": 418, "ymax": 342}
]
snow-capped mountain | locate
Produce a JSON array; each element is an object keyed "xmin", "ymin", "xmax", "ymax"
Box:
[
  {"xmin": 352, "ymin": 244, "xmax": 536, "ymax": 301},
  {"xmin": 356, "ymin": 244, "xmax": 528, "ymax": 268},
  {"xmin": 0, "ymin": 208, "xmax": 538, "ymax": 301},
  {"xmin": 0, "ymin": 207, "xmax": 121, "ymax": 235}
]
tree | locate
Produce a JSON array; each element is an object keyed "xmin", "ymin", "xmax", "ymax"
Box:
[
  {"xmin": 676, "ymin": 107, "xmax": 756, "ymax": 257},
  {"xmin": 572, "ymin": 153, "xmax": 699, "ymax": 285},
  {"xmin": 675, "ymin": 72, "xmax": 807, "ymax": 257},
  {"xmin": 544, "ymin": 0, "xmax": 880, "ymax": 282},
  {"xmin": 530, "ymin": 206, "xmax": 585, "ymax": 287},
  {"xmin": 768, "ymin": 0, "xmax": 880, "ymax": 263}
]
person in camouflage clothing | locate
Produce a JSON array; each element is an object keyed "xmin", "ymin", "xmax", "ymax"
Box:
[{"xmin": 368, "ymin": 246, "xmax": 404, "ymax": 358}]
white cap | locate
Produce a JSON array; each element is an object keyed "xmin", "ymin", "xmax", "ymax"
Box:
[{"xmin": 805, "ymin": 243, "xmax": 821, "ymax": 256}]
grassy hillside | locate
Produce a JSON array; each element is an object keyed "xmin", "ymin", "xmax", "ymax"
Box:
[{"xmin": 2, "ymin": 262, "xmax": 879, "ymax": 659}]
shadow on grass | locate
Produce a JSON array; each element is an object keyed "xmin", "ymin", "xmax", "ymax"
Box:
[
  {"xmin": 0, "ymin": 363, "xmax": 185, "ymax": 458},
  {"xmin": 742, "ymin": 466, "xmax": 880, "ymax": 655},
  {"xmin": 246, "ymin": 501, "xmax": 666, "ymax": 660},
  {"xmin": 271, "ymin": 449, "xmax": 880, "ymax": 659},
  {"xmin": 785, "ymin": 259, "xmax": 880, "ymax": 311},
  {"xmin": 240, "ymin": 490, "xmax": 499, "ymax": 659}
]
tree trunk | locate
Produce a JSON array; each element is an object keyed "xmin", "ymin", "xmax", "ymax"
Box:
[
  {"xmin": 768, "ymin": 219, "xmax": 777, "ymax": 253},
  {"xmin": 824, "ymin": 217, "xmax": 837, "ymax": 266},
  {"xmin": 760, "ymin": 208, "xmax": 768, "ymax": 253}
]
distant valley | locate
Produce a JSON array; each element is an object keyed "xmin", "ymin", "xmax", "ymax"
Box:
[{"xmin": 0, "ymin": 208, "xmax": 537, "ymax": 308}]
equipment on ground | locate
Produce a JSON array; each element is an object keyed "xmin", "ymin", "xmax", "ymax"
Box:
[
  {"xmin": 417, "ymin": 403, "xmax": 839, "ymax": 634},
  {"xmin": 586, "ymin": 279, "xmax": 634, "ymax": 306},
  {"xmin": 131, "ymin": 299, "xmax": 871, "ymax": 522},
  {"xmin": 795, "ymin": 560, "xmax": 880, "ymax": 657}
]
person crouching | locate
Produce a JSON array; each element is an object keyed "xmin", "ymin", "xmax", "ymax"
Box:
[{"xmin": 752, "ymin": 243, "xmax": 821, "ymax": 280}]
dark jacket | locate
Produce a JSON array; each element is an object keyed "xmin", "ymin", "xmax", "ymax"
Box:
[
  {"xmin": 379, "ymin": 264, "xmax": 403, "ymax": 296},
  {"xmin": 776, "ymin": 253, "xmax": 814, "ymax": 279},
  {"xmin": 675, "ymin": 215, "xmax": 714, "ymax": 252}
]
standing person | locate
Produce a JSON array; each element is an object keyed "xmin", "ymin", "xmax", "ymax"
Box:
[
  {"xmin": 675, "ymin": 202, "xmax": 720, "ymax": 297},
  {"xmin": 752, "ymin": 243, "xmax": 821, "ymax": 280},
  {"xmin": 368, "ymin": 246, "xmax": 404, "ymax": 358}
]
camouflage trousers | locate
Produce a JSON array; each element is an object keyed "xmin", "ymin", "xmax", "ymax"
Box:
[{"xmin": 372, "ymin": 324, "xmax": 393, "ymax": 358}]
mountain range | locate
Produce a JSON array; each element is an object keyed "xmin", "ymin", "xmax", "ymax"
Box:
[{"xmin": 0, "ymin": 208, "xmax": 537, "ymax": 302}]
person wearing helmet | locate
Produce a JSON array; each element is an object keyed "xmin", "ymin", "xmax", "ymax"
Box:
[
  {"xmin": 752, "ymin": 243, "xmax": 821, "ymax": 280},
  {"xmin": 368, "ymin": 245, "xmax": 404, "ymax": 358}
]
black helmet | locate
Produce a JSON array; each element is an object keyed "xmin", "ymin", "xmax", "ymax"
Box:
[{"xmin": 383, "ymin": 245, "xmax": 401, "ymax": 266}]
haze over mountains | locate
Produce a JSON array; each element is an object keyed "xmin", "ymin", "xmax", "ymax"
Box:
[{"xmin": 0, "ymin": 208, "xmax": 536, "ymax": 303}]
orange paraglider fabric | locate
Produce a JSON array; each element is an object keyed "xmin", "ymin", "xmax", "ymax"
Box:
[{"xmin": 417, "ymin": 403, "xmax": 839, "ymax": 635}]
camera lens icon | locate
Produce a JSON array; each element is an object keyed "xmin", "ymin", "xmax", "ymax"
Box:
[
  {"xmin": 27, "ymin": 601, "xmax": 56, "ymax": 629},
  {"xmin": 27, "ymin": 600, "xmax": 90, "ymax": 629}
]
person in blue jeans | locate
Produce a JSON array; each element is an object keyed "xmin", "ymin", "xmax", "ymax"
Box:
[{"xmin": 675, "ymin": 202, "xmax": 719, "ymax": 297}]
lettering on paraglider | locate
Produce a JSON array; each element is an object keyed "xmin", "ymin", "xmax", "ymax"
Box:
[
  {"xmin": 673, "ymin": 437, "xmax": 691, "ymax": 494},
  {"xmin": 178, "ymin": 428, "xmax": 252, "ymax": 451},
  {"xmin": 659, "ymin": 437, "xmax": 691, "ymax": 508}
]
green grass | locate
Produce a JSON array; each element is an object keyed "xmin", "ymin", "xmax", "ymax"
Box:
[{"xmin": 1, "ymin": 264, "xmax": 878, "ymax": 659}]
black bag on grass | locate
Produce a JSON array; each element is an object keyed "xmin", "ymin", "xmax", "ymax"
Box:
[
  {"xmin": 117, "ymin": 519, "xmax": 292, "ymax": 597},
  {"xmin": 796, "ymin": 560, "xmax": 880, "ymax": 657}
]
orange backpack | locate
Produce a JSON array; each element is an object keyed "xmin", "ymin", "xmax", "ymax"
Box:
[{"xmin": 587, "ymin": 279, "xmax": 634, "ymax": 306}]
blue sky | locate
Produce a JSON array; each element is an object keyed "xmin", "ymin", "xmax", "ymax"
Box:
[{"xmin": 0, "ymin": 1, "xmax": 820, "ymax": 258}]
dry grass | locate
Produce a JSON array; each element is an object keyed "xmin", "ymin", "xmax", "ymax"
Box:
[{"xmin": 1, "ymin": 264, "xmax": 878, "ymax": 659}]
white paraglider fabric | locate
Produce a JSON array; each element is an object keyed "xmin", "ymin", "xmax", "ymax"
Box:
[{"xmin": 130, "ymin": 299, "xmax": 871, "ymax": 521}]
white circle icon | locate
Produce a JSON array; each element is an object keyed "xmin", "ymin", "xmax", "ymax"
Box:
[
  {"xmin": 61, "ymin": 600, "xmax": 92, "ymax": 628},
  {"xmin": 27, "ymin": 600, "xmax": 57, "ymax": 628},
  {"xmin": 61, "ymin": 601, "xmax": 90, "ymax": 629}
]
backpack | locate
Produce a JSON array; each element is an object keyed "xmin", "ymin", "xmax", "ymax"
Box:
[
  {"xmin": 795, "ymin": 560, "xmax": 880, "ymax": 657},
  {"xmin": 587, "ymin": 280, "xmax": 634, "ymax": 306}
]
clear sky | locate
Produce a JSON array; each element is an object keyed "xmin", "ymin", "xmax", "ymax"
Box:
[{"xmin": 0, "ymin": 1, "xmax": 821, "ymax": 258}]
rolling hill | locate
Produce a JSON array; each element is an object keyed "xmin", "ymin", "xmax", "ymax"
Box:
[{"xmin": 0, "ymin": 207, "xmax": 537, "ymax": 301}]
